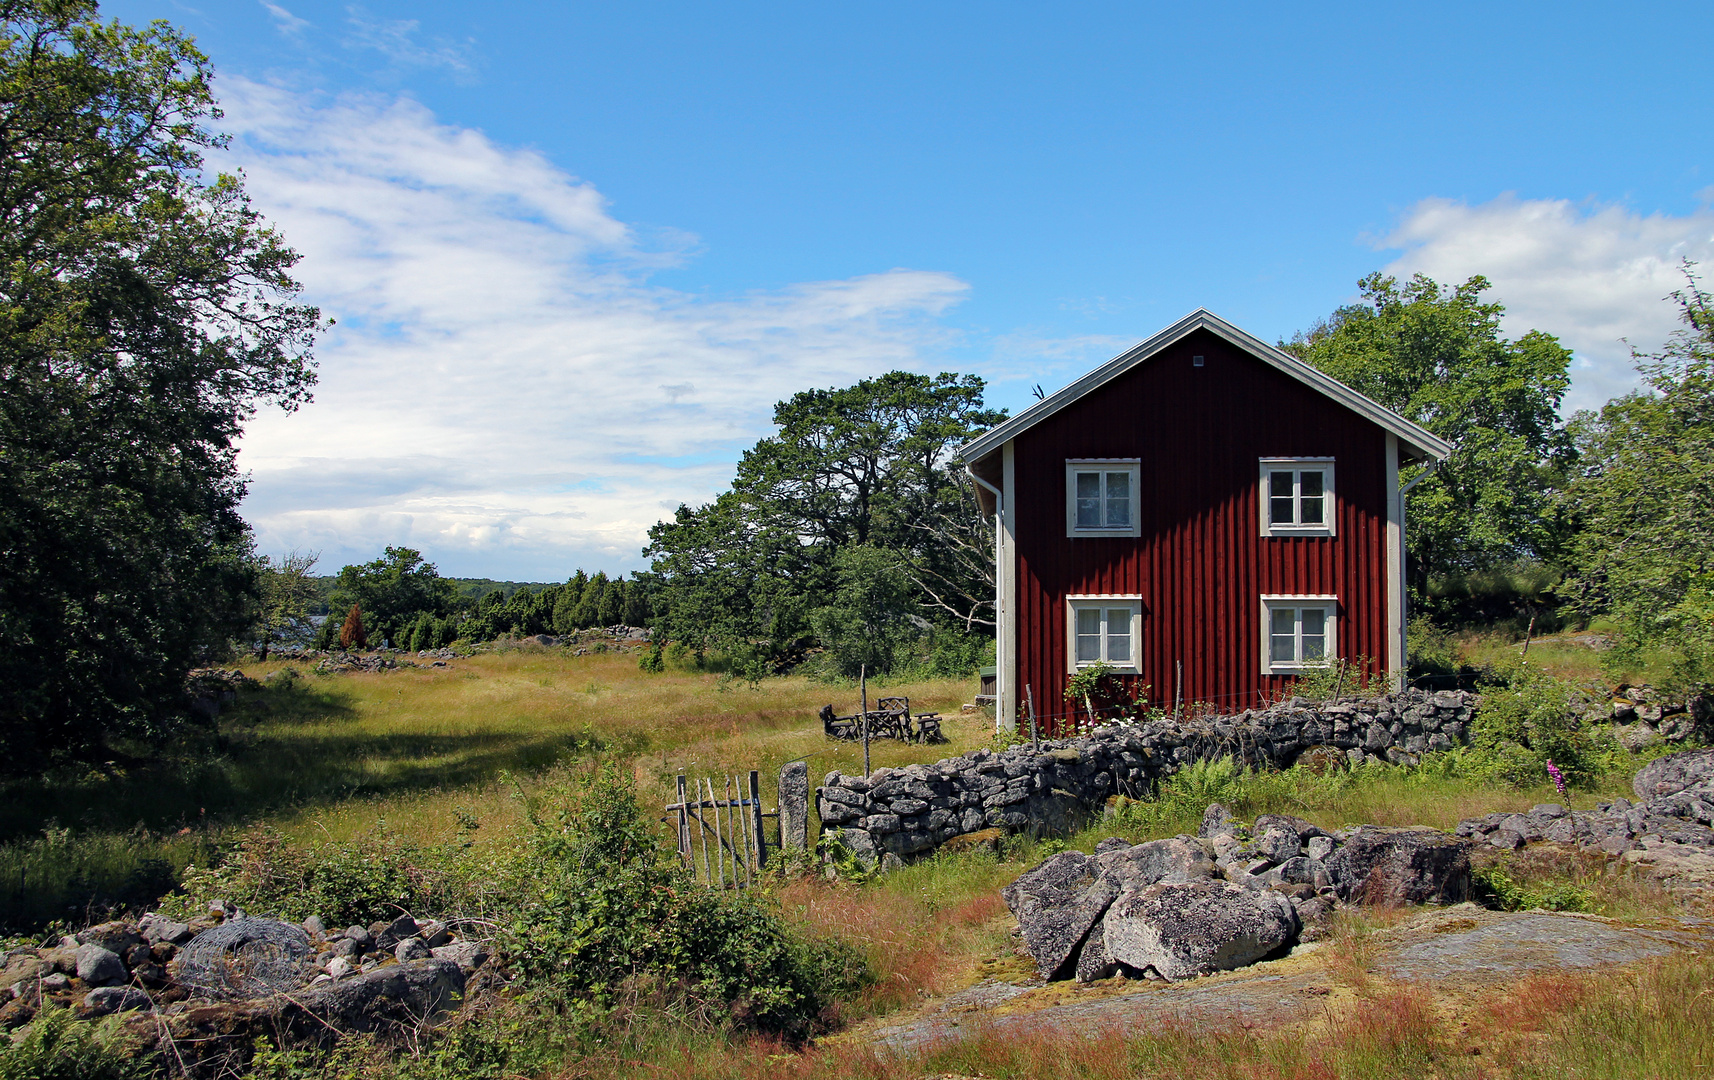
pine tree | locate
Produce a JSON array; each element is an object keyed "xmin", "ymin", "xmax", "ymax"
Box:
[
  {"xmin": 598, "ymin": 578, "xmax": 624, "ymax": 627},
  {"xmin": 339, "ymin": 603, "xmax": 367, "ymax": 650},
  {"xmin": 553, "ymin": 571, "xmax": 587, "ymax": 635},
  {"xmin": 572, "ymin": 572, "xmax": 607, "ymax": 629}
]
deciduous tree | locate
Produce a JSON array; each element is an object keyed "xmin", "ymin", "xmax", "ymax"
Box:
[
  {"xmin": 1560, "ymin": 263, "xmax": 1714, "ymax": 685},
  {"xmin": 645, "ymin": 372, "xmax": 1006, "ymax": 671},
  {"xmin": 1284, "ymin": 273, "xmax": 1574, "ymax": 603},
  {"xmin": 0, "ymin": 2, "xmax": 320, "ymax": 769}
]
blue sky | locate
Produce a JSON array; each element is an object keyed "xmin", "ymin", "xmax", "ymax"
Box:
[{"xmin": 106, "ymin": 2, "xmax": 1714, "ymax": 579}]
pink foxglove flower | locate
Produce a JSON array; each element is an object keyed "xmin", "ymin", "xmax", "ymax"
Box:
[{"xmin": 1545, "ymin": 759, "xmax": 1568, "ymax": 801}]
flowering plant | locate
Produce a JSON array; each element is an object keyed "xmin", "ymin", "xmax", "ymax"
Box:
[{"xmin": 1545, "ymin": 759, "xmax": 1568, "ymax": 800}]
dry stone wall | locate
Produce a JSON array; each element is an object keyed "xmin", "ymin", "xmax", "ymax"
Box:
[{"xmin": 816, "ymin": 689, "xmax": 1479, "ymax": 866}]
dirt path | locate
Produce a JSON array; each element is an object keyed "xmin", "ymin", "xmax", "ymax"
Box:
[{"xmin": 850, "ymin": 906, "xmax": 1713, "ymax": 1055}]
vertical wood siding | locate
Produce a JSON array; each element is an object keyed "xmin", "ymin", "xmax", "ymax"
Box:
[{"xmin": 1012, "ymin": 328, "xmax": 1390, "ymax": 731}]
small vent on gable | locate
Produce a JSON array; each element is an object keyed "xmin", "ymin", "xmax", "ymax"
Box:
[{"xmin": 1193, "ymin": 354, "xmax": 1205, "ymax": 367}]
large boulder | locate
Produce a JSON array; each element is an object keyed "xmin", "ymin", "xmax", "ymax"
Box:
[
  {"xmin": 1094, "ymin": 835, "xmax": 1219, "ymax": 892},
  {"xmin": 74, "ymin": 944, "xmax": 126, "ymax": 987},
  {"xmin": 290, "ymin": 959, "xmax": 465, "ymax": 1034},
  {"xmin": 1634, "ymin": 749, "xmax": 1714, "ymax": 801},
  {"xmin": 1000, "ymin": 851, "xmax": 1118, "ymax": 979},
  {"xmin": 1100, "ymin": 879, "xmax": 1299, "ymax": 981},
  {"xmin": 1324, "ymin": 826, "xmax": 1471, "ymax": 905}
]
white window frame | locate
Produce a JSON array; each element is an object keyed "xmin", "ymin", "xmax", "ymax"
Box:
[
  {"xmin": 1066, "ymin": 595, "xmax": 1142, "ymax": 674},
  {"xmin": 1065, "ymin": 459, "xmax": 1142, "ymax": 537},
  {"xmin": 1258, "ymin": 458, "xmax": 1336, "ymax": 537},
  {"xmin": 1260, "ymin": 595, "xmax": 1338, "ymax": 673}
]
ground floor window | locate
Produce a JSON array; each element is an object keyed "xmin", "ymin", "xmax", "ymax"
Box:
[
  {"xmin": 1066, "ymin": 596, "xmax": 1141, "ymax": 673},
  {"xmin": 1260, "ymin": 595, "xmax": 1337, "ymax": 672}
]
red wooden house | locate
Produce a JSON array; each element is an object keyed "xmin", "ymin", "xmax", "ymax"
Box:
[{"xmin": 959, "ymin": 309, "xmax": 1451, "ymax": 733}]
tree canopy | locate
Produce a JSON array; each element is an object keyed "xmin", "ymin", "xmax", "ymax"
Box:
[
  {"xmin": 1559, "ymin": 263, "xmax": 1714, "ymax": 685},
  {"xmin": 645, "ymin": 371, "xmax": 1004, "ymax": 674},
  {"xmin": 1284, "ymin": 273, "xmax": 1574, "ymax": 604},
  {"xmin": 0, "ymin": 1, "xmax": 320, "ymax": 769}
]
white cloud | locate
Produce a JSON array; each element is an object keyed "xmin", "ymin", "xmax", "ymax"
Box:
[
  {"xmin": 1378, "ymin": 193, "xmax": 1714, "ymax": 412},
  {"xmin": 259, "ymin": 2, "xmax": 311, "ymax": 38},
  {"xmin": 342, "ymin": 6, "xmax": 476, "ymax": 77},
  {"xmin": 220, "ymin": 80, "xmax": 969, "ymax": 579}
]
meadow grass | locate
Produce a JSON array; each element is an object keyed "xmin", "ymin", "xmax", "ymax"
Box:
[
  {"xmin": 4, "ymin": 638, "xmax": 1706, "ymax": 1078},
  {"xmin": 540, "ymin": 947, "xmax": 1713, "ymax": 1080},
  {"xmin": 0, "ymin": 647, "xmax": 981, "ymax": 929}
]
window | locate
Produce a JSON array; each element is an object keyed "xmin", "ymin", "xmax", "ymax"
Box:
[
  {"xmin": 1260, "ymin": 596, "xmax": 1337, "ymax": 672},
  {"xmin": 1066, "ymin": 460, "xmax": 1141, "ymax": 537},
  {"xmin": 1259, "ymin": 458, "xmax": 1335, "ymax": 537},
  {"xmin": 1066, "ymin": 597, "xmax": 1141, "ymax": 673}
]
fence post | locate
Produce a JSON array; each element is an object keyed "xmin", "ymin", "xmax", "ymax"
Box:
[
  {"xmin": 1025, "ymin": 684, "xmax": 1038, "ymax": 749},
  {"xmin": 860, "ymin": 663, "xmax": 871, "ymax": 778},
  {"xmin": 778, "ymin": 760, "xmax": 809, "ymax": 853},
  {"xmin": 748, "ymin": 770, "xmax": 767, "ymax": 870},
  {"xmin": 675, "ymin": 773, "xmax": 689, "ymax": 869}
]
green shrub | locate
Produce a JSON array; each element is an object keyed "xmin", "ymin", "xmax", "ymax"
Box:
[
  {"xmin": 1470, "ymin": 660, "xmax": 1602, "ymax": 787},
  {"xmin": 1407, "ymin": 615, "xmax": 1460, "ymax": 678},
  {"xmin": 0, "ymin": 1005, "xmax": 140, "ymax": 1080},
  {"xmin": 502, "ymin": 761, "xmax": 867, "ymax": 1037},
  {"xmin": 162, "ymin": 825, "xmax": 458, "ymax": 927},
  {"xmin": 1473, "ymin": 865, "xmax": 1594, "ymax": 912}
]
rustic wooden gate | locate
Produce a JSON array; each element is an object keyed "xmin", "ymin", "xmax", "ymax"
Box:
[{"xmin": 668, "ymin": 770, "xmax": 777, "ymax": 888}]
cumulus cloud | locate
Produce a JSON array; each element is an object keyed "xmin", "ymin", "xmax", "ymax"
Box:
[
  {"xmin": 221, "ymin": 80, "xmax": 970, "ymax": 579},
  {"xmin": 1379, "ymin": 193, "xmax": 1714, "ymax": 412}
]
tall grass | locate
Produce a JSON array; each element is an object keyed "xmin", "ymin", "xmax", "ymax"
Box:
[
  {"xmin": 544, "ymin": 948, "xmax": 1712, "ymax": 1080},
  {"xmin": 0, "ymin": 651, "xmax": 979, "ymax": 930}
]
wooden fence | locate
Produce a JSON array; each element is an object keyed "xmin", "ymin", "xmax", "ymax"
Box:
[{"xmin": 668, "ymin": 771, "xmax": 777, "ymax": 888}]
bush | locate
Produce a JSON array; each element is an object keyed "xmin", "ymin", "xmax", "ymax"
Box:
[
  {"xmin": 501, "ymin": 761, "xmax": 867, "ymax": 1037},
  {"xmin": 162, "ymin": 825, "xmax": 460, "ymax": 928},
  {"xmin": 1469, "ymin": 660, "xmax": 1602, "ymax": 788},
  {"xmin": 1473, "ymin": 865, "xmax": 1594, "ymax": 912},
  {"xmin": 1407, "ymin": 615, "xmax": 1460, "ymax": 679}
]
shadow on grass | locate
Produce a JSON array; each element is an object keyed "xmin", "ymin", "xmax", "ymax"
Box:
[
  {"xmin": 0, "ymin": 677, "xmax": 634, "ymax": 931},
  {"xmin": 0, "ymin": 677, "xmax": 631, "ymax": 842}
]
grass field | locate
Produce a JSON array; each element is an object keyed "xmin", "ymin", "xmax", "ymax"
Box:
[
  {"xmin": 0, "ymin": 647, "xmax": 986, "ymax": 928},
  {"xmin": 2, "ymin": 634, "xmax": 1707, "ymax": 1078}
]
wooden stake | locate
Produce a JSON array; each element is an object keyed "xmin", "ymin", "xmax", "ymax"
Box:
[
  {"xmin": 709, "ymin": 777, "xmax": 726, "ymax": 888},
  {"xmin": 696, "ymin": 776, "xmax": 712, "ymax": 886},
  {"xmin": 676, "ymin": 773, "xmax": 689, "ymax": 869},
  {"xmin": 1025, "ymin": 684, "xmax": 1038, "ymax": 749},
  {"xmin": 860, "ymin": 663, "xmax": 871, "ymax": 778},
  {"xmin": 1174, "ymin": 660, "xmax": 1182, "ymax": 723},
  {"xmin": 748, "ymin": 770, "xmax": 767, "ymax": 872},
  {"xmin": 1521, "ymin": 613, "xmax": 1537, "ymax": 657}
]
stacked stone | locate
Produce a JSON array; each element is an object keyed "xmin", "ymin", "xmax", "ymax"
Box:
[
  {"xmin": 817, "ymin": 689, "xmax": 1480, "ymax": 866},
  {"xmin": 1004, "ymin": 807, "xmax": 1471, "ymax": 984},
  {"xmin": 0, "ymin": 906, "xmax": 488, "ymax": 1030},
  {"xmin": 1457, "ymin": 748, "xmax": 1714, "ymax": 855}
]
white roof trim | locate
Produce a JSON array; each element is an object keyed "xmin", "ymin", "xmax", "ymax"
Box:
[{"xmin": 958, "ymin": 309, "xmax": 1454, "ymax": 465}]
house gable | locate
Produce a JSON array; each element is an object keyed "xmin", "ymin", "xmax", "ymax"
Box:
[{"xmin": 965, "ymin": 313, "xmax": 1437, "ymax": 731}]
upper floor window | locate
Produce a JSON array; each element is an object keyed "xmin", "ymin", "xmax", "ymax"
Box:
[
  {"xmin": 1066, "ymin": 460, "xmax": 1141, "ymax": 537},
  {"xmin": 1259, "ymin": 458, "xmax": 1335, "ymax": 537}
]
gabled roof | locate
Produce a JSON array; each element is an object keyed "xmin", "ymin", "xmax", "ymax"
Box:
[{"xmin": 958, "ymin": 308, "xmax": 1454, "ymax": 469}]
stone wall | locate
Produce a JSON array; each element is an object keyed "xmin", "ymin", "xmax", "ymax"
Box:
[{"xmin": 816, "ymin": 689, "xmax": 1479, "ymax": 867}]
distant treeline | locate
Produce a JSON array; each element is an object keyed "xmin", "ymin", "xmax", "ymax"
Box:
[
  {"xmin": 306, "ymin": 576, "xmax": 559, "ymax": 615},
  {"xmin": 308, "ymin": 549, "xmax": 651, "ymax": 652}
]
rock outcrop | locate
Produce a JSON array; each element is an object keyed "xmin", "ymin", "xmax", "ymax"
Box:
[{"xmin": 1002, "ymin": 806, "xmax": 1472, "ymax": 984}]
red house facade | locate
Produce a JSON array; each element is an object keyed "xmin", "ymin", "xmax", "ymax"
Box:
[{"xmin": 960, "ymin": 310, "xmax": 1451, "ymax": 733}]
